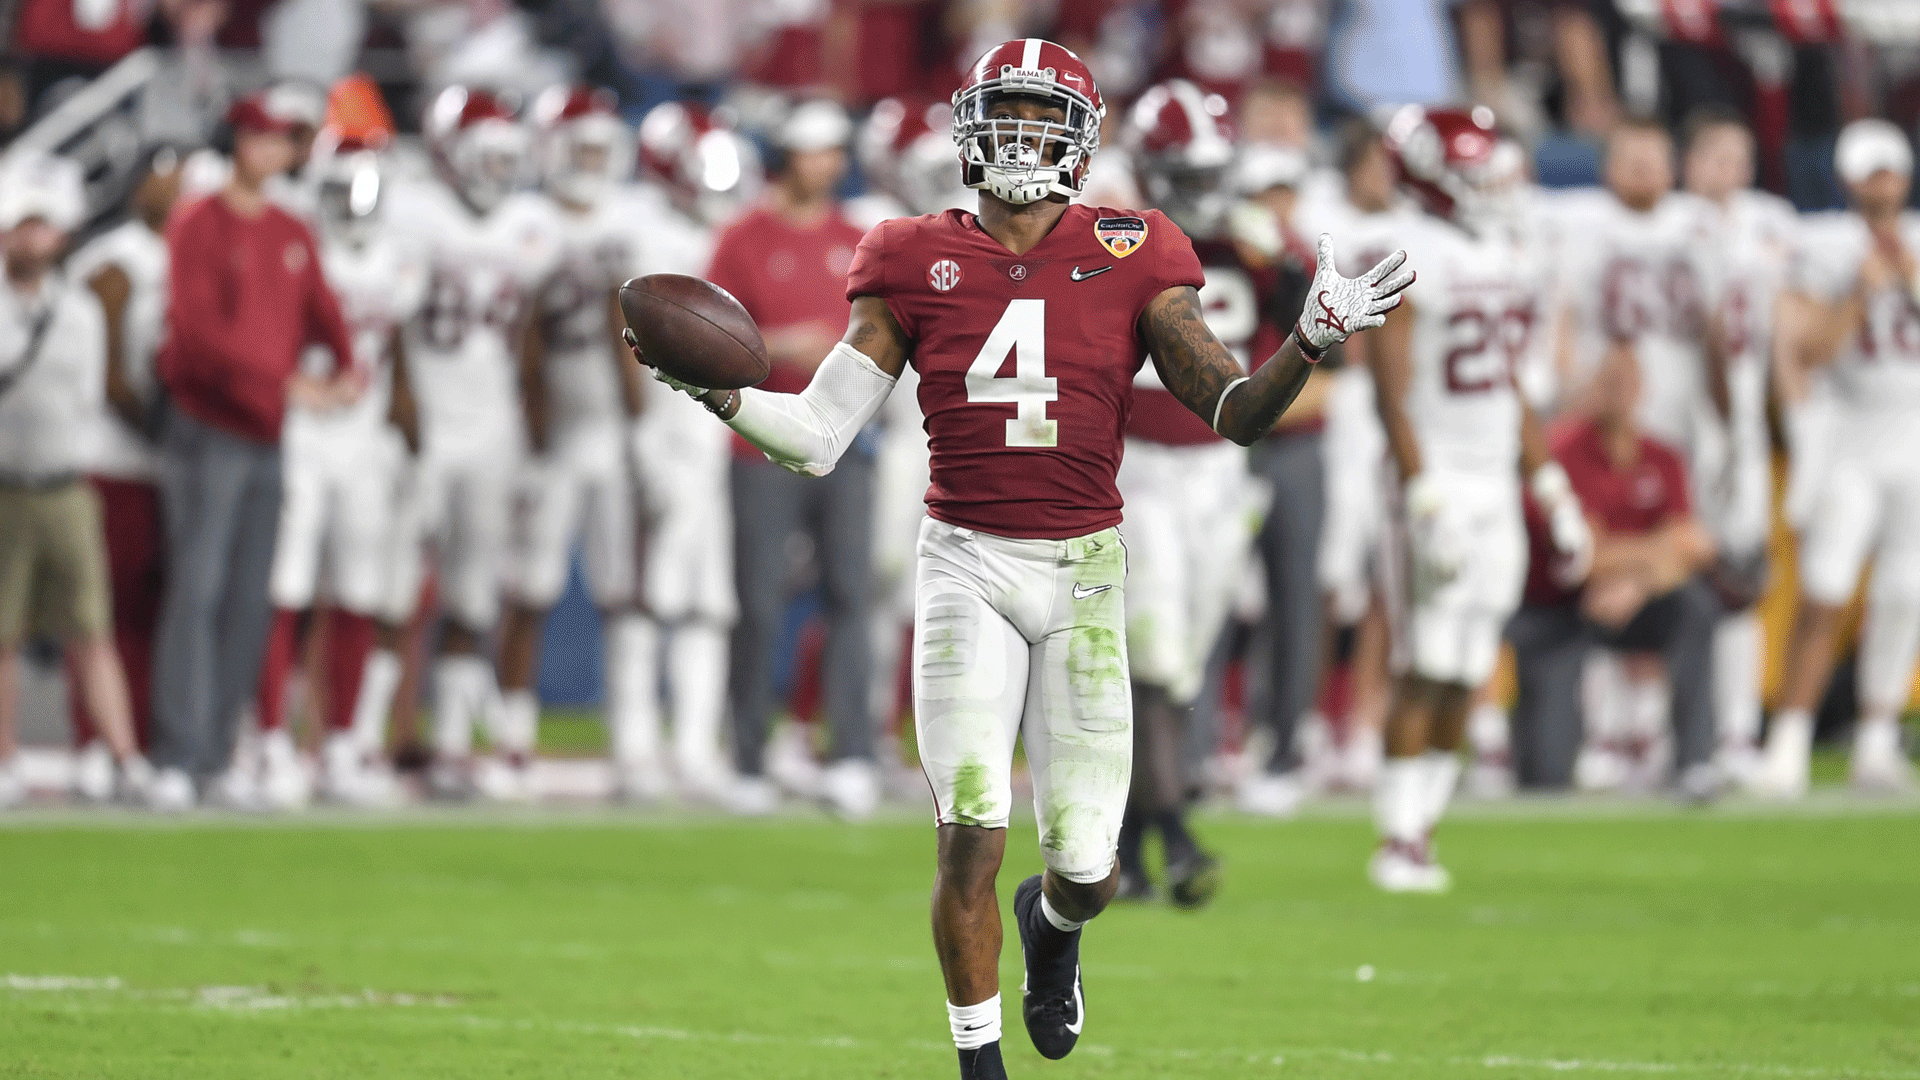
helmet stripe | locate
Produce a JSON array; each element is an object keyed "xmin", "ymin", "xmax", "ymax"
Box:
[{"xmin": 1022, "ymin": 37, "xmax": 1042, "ymax": 70}]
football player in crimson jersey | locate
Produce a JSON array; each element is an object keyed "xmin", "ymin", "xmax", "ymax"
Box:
[
  {"xmin": 632, "ymin": 39, "xmax": 1411, "ymax": 1080},
  {"xmin": 1366, "ymin": 107, "xmax": 1593, "ymax": 893}
]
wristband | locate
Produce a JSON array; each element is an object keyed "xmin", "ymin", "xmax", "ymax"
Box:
[
  {"xmin": 1292, "ymin": 327, "xmax": 1329, "ymax": 364},
  {"xmin": 706, "ymin": 388, "xmax": 739, "ymax": 418}
]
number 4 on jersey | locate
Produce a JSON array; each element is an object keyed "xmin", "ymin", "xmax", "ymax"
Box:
[{"xmin": 967, "ymin": 298, "xmax": 1059, "ymax": 447}]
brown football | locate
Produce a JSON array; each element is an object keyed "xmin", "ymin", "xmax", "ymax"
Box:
[{"xmin": 618, "ymin": 274, "xmax": 771, "ymax": 390}]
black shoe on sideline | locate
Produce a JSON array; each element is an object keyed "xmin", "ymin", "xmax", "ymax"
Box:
[
  {"xmin": 1013, "ymin": 874, "xmax": 1084, "ymax": 1060},
  {"xmin": 1166, "ymin": 848, "xmax": 1221, "ymax": 910}
]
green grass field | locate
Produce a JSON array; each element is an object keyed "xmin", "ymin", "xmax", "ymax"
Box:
[{"xmin": 4, "ymin": 801, "xmax": 1918, "ymax": 1079}]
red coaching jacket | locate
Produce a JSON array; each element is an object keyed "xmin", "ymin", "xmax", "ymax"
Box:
[{"xmin": 158, "ymin": 194, "xmax": 354, "ymax": 445}]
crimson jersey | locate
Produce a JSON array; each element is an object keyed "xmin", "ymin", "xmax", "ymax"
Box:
[{"xmin": 848, "ymin": 205, "xmax": 1205, "ymax": 538}]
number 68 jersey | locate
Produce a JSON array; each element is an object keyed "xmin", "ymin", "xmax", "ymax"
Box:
[
  {"xmin": 847, "ymin": 204, "xmax": 1205, "ymax": 539},
  {"xmin": 1387, "ymin": 214, "xmax": 1543, "ymax": 480}
]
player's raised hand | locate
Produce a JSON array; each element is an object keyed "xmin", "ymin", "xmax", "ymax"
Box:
[
  {"xmin": 1297, "ymin": 233, "xmax": 1416, "ymax": 352},
  {"xmin": 622, "ymin": 327, "xmax": 710, "ymax": 399}
]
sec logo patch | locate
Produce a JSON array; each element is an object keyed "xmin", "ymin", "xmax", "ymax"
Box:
[
  {"xmin": 1095, "ymin": 216, "xmax": 1147, "ymax": 258},
  {"xmin": 928, "ymin": 259, "xmax": 962, "ymax": 292}
]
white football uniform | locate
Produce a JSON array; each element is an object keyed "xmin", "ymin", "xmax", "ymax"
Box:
[
  {"xmin": 511, "ymin": 191, "xmax": 646, "ymax": 611},
  {"xmin": 1674, "ymin": 190, "xmax": 1798, "ymax": 560},
  {"xmin": 629, "ymin": 191, "xmax": 736, "ymax": 624},
  {"xmin": 1117, "ymin": 241, "xmax": 1263, "ymax": 705},
  {"xmin": 1549, "ymin": 190, "xmax": 1717, "ymax": 452},
  {"xmin": 1379, "ymin": 213, "xmax": 1539, "ymax": 686},
  {"xmin": 270, "ymin": 232, "xmax": 429, "ymax": 616},
  {"xmin": 65, "ymin": 221, "xmax": 167, "ymax": 481},
  {"xmin": 1313, "ymin": 204, "xmax": 1414, "ymax": 623},
  {"xmin": 1790, "ymin": 211, "xmax": 1920, "ymax": 612},
  {"xmin": 384, "ymin": 181, "xmax": 561, "ymax": 631}
]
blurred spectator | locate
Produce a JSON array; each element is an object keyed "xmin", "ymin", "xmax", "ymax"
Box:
[
  {"xmin": 705, "ymin": 99, "xmax": 878, "ymax": 818},
  {"xmin": 0, "ymin": 152, "xmax": 150, "ymax": 807},
  {"xmin": 1323, "ymin": 0, "xmax": 1463, "ymax": 113},
  {"xmin": 9, "ymin": 0, "xmax": 149, "ymax": 110},
  {"xmin": 61, "ymin": 144, "xmax": 186, "ymax": 786},
  {"xmin": 146, "ymin": 93, "xmax": 357, "ymax": 809},
  {"xmin": 1507, "ymin": 347, "xmax": 1718, "ymax": 793},
  {"xmin": 138, "ymin": 0, "xmax": 234, "ymax": 145}
]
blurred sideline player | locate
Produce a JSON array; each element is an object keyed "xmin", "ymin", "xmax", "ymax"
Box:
[
  {"xmin": 1546, "ymin": 118, "xmax": 1718, "ymax": 790},
  {"xmin": 624, "ymin": 101, "xmax": 761, "ymax": 802},
  {"xmin": 496, "ymin": 87, "xmax": 654, "ymax": 798},
  {"xmin": 1756, "ymin": 120, "xmax": 1920, "ymax": 796},
  {"xmin": 1369, "ymin": 107, "xmax": 1590, "ymax": 893},
  {"xmin": 62, "ymin": 146, "xmax": 185, "ymax": 796},
  {"xmin": 634, "ymin": 38, "xmax": 1410, "ymax": 1079},
  {"xmin": 255, "ymin": 132, "xmax": 425, "ymax": 807},
  {"xmin": 385, "ymin": 86, "xmax": 561, "ymax": 799},
  {"xmin": 704, "ymin": 100, "xmax": 882, "ymax": 819},
  {"xmin": 849, "ymin": 97, "xmax": 972, "ymax": 789},
  {"xmin": 1297, "ymin": 122, "xmax": 1413, "ymax": 796},
  {"xmin": 1111, "ymin": 78, "xmax": 1264, "ymax": 905},
  {"xmin": 1673, "ymin": 107, "xmax": 1798, "ymax": 785}
]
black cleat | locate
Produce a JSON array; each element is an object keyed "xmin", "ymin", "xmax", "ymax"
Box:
[
  {"xmin": 1113, "ymin": 866, "xmax": 1157, "ymax": 902},
  {"xmin": 1166, "ymin": 848, "xmax": 1221, "ymax": 910},
  {"xmin": 1013, "ymin": 874, "xmax": 1084, "ymax": 1059}
]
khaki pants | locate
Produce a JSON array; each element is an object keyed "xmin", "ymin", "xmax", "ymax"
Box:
[{"xmin": 0, "ymin": 480, "xmax": 112, "ymax": 647}]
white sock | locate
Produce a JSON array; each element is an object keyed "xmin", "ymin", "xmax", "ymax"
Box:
[
  {"xmin": 606, "ymin": 615, "xmax": 661, "ymax": 768},
  {"xmin": 432, "ymin": 655, "xmax": 489, "ymax": 758},
  {"xmin": 1854, "ymin": 712, "xmax": 1902, "ymax": 761},
  {"xmin": 350, "ymin": 648, "xmax": 402, "ymax": 754},
  {"xmin": 1466, "ymin": 703, "xmax": 1508, "ymax": 760},
  {"xmin": 1039, "ymin": 893, "xmax": 1084, "ymax": 933},
  {"xmin": 1767, "ymin": 708, "xmax": 1813, "ymax": 761},
  {"xmin": 1625, "ymin": 675, "xmax": 1670, "ymax": 742},
  {"xmin": 492, "ymin": 689, "xmax": 539, "ymax": 759},
  {"xmin": 668, "ymin": 621, "xmax": 728, "ymax": 778},
  {"xmin": 1419, "ymin": 749, "xmax": 1461, "ymax": 833},
  {"xmin": 1858, "ymin": 598, "xmax": 1920, "ymax": 714},
  {"xmin": 1582, "ymin": 651, "xmax": 1629, "ymax": 746},
  {"xmin": 1373, "ymin": 756, "xmax": 1426, "ymax": 844},
  {"xmin": 947, "ymin": 993, "xmax": 1002, "ymax": 1050},
  {"xmin": 1712, "ymin": 614, "xmax": 1763, "ymax": 750}
]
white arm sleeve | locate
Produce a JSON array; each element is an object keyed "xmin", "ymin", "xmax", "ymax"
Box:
[{"xmin": 726, "ymin": 341, "xmax": 898, "ymax": 476}]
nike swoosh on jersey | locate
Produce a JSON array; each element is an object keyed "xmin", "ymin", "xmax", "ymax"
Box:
[
  {"xmin": 1071, "ymin": 583, "xmax": 1114, "ymax": 600},
  {"xmin": 1069, "ymin": 265, "xmax": 1112, "ymax": 282}
]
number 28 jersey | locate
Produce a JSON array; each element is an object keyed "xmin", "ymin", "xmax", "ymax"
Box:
[
  {"xmin": 1391, "ymin": 213, "xmax": 1542, "ymax": 479},
  {"xmin": 847, "ymin": 205, "xmax": 1205, "ymax": 539}
]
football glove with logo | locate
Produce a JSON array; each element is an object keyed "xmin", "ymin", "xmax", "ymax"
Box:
[{"xmin": 1296, "ymin": 233, "xmax": 1414, "ymax": 356}]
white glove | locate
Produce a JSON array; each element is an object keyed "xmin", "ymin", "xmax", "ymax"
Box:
[
  {"xmin": 1530, "ymin": 462, "xmax": 1594, "ymax": 586},
  {"xmin": 622, "ymin": 327, "xmax": 709, "ymax": 399},
  {"xmin": 1296, "ymin": 233, "xmax": 1416, "ymax": 353},
  {"xmin": 1404, "ymin": 472, "xmax": 1465, "ymax": 594}
]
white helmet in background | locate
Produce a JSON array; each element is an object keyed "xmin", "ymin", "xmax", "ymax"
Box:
[
  {"xmin": 531, "ymin": 85, "xmax": 634, "ymax": 208},
  {"xmin": 311, "ymin": 131, "xmax": 388, "ymax": 245},
  {"xmin": 638, "ymin": 101, "xmax": 764, "ymax": 227},
  {"xmin": 860, "ymin": 96, "xmax": 971, "ymax": 215},
  {"xmin": 424, "ymin": 85, "xmax": 530, "ymax": 213}
]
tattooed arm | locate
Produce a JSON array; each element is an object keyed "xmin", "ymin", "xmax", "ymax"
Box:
[
  {"xmin": 1142, "ymin": 234, "xmax": 1414, "ymax": 446},
  {"xmin": 1139, "ymin": 285, "xmax": 1317, "ymax": 446}
]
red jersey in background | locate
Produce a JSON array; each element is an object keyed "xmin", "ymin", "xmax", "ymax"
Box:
[
  {"xmin": 1523, "ymin": 419, "xmax": 1692, "ymax": 607},
  {"xmin": 847, "ymin": 205, "xmax": 1205, "ymax": 539},
  {"xmin": 157, "ymin": 194, "xmax": 353, "ymax": 446},
  {"xmin": 706, "ymin": 204, "xmax": 865, "ymax": 458}
]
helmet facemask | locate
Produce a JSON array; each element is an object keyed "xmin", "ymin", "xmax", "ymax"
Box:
[
  {"xmin": 953, "ymin": 83, "xmax": 1101, "ymax": 205},
  {"xmin": 317, "ymin": 153, "xmax": 383, "ymax": 246},
  {"xmin": 450, "ymin": 119, "xmax": 529, "ymax": 213},
  {"xmin": 546, "ymin": 115, "xmax": 633, "ymax": 209},
  {"xmin": 1141, "ymin": 152, "xmax": 1234, "ymax": 237}
]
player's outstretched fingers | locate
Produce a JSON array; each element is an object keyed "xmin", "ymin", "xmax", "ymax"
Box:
[
  {"xmin": 1367, "ymin": 291, "xmax": 1409, "ymax": 316},
  {"xmin": 1373, "ymin": 261, "xmax": 1416, "ymax": 299},
  {"xmin": 1316, "ymin": 232, "xmax": 1338, "ymax": 275},
  {"xmin": 1362, "ymin": 248, "xmax": 1408, "ymax": 286},
  {"xmin": 621, "ymin": 327, "xmax": 647, "ymax": 362}
]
